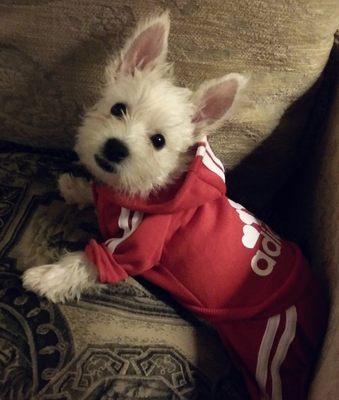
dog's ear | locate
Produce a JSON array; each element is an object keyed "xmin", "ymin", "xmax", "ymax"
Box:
[
  {"xmin": 118, "ymin": 12, "xmax": 170, "ymax": 74},
  {"xmin": 192, "ymin": 73, "xmax": 248, "ymax": 135}
]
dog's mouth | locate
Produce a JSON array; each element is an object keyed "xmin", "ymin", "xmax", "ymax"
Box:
[{"xmin": 94, "ymin": 154, "xmax": 116, "ymax": 173}]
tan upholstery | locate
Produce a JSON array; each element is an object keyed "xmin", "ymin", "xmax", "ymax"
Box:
[{"xmin": 0, "ymin": 1, "xmax": 338, "ymax": 209}]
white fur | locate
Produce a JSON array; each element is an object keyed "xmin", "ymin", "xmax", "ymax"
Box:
[
  {"xmin": 75, "ymin": 68, "xmax": 196, "ymax": 197},
  {"xmin": 22, "ymin": 12, "xmax": 248, "ymax": 303},
  {"xmin": 58, "ymin": 173, "xmax": 93, "ymax": 209},
  {"xmin": 22, "ymin": 252, "xmax": 99, "ymax": 303}
]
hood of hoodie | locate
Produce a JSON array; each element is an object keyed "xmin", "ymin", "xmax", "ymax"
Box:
[{"xmin": 93, "ymin": 140, "xmax": 226, "ymax": 214}]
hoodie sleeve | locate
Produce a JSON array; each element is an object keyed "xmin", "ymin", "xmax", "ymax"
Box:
[{"xmin": 85, "ymin": 213, "xmax": 171, "ymax": 284}]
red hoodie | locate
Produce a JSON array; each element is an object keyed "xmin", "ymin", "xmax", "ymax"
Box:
[{"xmin": 85, "ymin": 139, "xmax": 327, "ymax": 400}]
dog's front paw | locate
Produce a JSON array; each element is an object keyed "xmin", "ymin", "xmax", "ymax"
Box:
[
  {"xmin": 58, "ymin": 173, "xmax": 92, "ymax": 209},
  {"xmin": 23, "ymin": 264, "xmax": 76, "ymax": 303},
  {"xmin": 22, "ymin": 252, "xmax": 99, "ymax": 303}
]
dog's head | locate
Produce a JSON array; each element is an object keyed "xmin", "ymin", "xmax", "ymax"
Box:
[{"xmin": 75, "ymin": 12, "xmax": 247, "ymax": 197}]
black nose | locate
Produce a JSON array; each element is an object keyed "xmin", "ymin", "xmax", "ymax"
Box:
[{"xmin": 103, "ymin": 138, "xmax": 129, "ymax": 163}]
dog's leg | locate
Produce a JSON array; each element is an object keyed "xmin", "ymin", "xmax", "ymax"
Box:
[
  {"xmin": 22, "ymin": 251, "xmax": 99, "ymax": 303},
  {"xmin": 58, "ymin": 173, "xmax": 93, "ymax": 209}
]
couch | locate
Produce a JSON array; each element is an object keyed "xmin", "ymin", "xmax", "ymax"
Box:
[{"xmin": 0, "ymin": 1, "xmax": 338, "ymax": 399}]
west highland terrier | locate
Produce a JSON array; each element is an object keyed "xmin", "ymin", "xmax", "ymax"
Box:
[{"xmin": 23, "ymin": 12, "xmax": 327, "ymax": 400}]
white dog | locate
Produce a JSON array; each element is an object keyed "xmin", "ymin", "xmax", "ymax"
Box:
[
  {"xmin": 23, "ymin": 12, "xmax": 327, "ymax": 400},
  {"xmin": 22, "ymin": 12, "xmax": 247, "ymax": 303}
]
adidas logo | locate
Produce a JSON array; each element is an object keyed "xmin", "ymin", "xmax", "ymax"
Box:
[{"xmin": 228, "ymin": 199, "xmax": 282, "ymax": 277}]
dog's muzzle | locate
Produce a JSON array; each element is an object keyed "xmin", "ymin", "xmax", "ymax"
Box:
[{"xmin": 95, "ymin": 138, "xmax": 129, "ymax": 173}]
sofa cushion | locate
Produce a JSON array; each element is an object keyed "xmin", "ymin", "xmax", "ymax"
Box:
[{"xmin": 0, "ymin": 1, "xmax": 338, "ymax": 211}]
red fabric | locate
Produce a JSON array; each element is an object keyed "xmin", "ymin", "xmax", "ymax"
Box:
[
  {"xmin": 85, "ymin": 140, "xmax": 327, "ymax": 399},
  {"xmin": 85, "ymin": 240, "xmax": 128, "ymax": 283}
]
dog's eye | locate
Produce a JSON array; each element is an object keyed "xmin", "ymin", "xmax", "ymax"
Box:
[
  {"xmin": 111, "ymin": 103, "xmax": 127, "ymax": 118},
  {"xmin": 150, "ymin": 133, "xmax": 166, "ymax": 150}
]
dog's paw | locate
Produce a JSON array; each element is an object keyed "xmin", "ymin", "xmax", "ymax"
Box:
[
  {"xmin": 22, "ymin": 264, "xmax": 74, "ymax": 303},
  {"xmin": 58, "ymin": 173, "xmax": 92, "ymax": 209},
  {"xmin": 22, "ymin": 252, "xmax": 99, "ymax": 303}
]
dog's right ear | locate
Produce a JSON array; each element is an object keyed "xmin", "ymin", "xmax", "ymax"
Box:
[{"xmin": 117, "ymin": 12, "xmax": 170, "ymax": 75}]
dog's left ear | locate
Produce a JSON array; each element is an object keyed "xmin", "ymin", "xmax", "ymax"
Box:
[
  {"xmin": 118, "ymin": 12, "xmax": 170, "ymax": 75},
  {"xmin": 192, "ymin": 73, "xmax": 248, "ymax": 135}
]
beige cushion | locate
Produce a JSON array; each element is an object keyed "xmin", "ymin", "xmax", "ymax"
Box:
[{"xmin": 0, "ymin": 1, "xmax": 338, "ymax": 207}]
